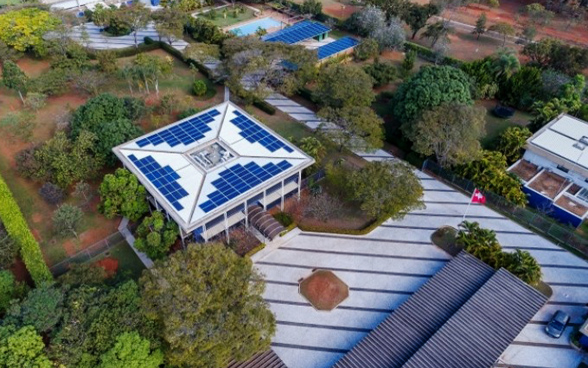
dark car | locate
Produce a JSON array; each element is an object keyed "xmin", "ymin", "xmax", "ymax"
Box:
[{"xmin": 545, "ymin": 310, "xmax": 570, "ymax": 338}]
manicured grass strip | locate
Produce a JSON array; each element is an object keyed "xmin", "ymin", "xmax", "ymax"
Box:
[{"xmin": 0, "ymin": 173, "xmax": 52, "ymax": 284}]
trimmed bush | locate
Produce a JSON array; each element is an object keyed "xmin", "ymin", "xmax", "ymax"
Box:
[
  {"xmin": 0, "ymin": 174, "xmax": 52, "ymax": 285},
  {"xmin": 193, "ymin": 79, "xmax": 207, "ymax": 96},
  {"xmin": 297, "ymin": 216, "xmax": 387, "ymax": 235},
  {"xmin": 273, "ymin": 212, "xmax": 293, "ymax": 227},
  {"xmin": 253, "ymin": 99, "xmax": 276, "ymax": 115}
]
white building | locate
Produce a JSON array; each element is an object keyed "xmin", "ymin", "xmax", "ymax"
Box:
[
  {"xmin": 509, "ymin": 114, "xmax": 588, "ymax": 226},
  {"xmin": 113, "ymin": 102, "xmax": 314, "ymax": 242}
]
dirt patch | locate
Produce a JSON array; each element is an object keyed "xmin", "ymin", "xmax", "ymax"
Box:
[
  {"xmin": 299, "ymin": 269, "xmax": 349, "ymax": 310},
  {"xmin": 528, "ymin": 171, "xmax": 568, "ymax": 199},
  {"xmin": 16, "ymin": 58, "xmax": 51, "ymax": 78},
  {"xmin": 322, "ymin": 2, "xmax": 359, "ymax": 19},
  {"xmin": 31, "ymin": 212, "xmax": 44, "ymax": 224},
  {"xmin": 509, "ymin": 160, "xmax": 540, "ymax": 182}
]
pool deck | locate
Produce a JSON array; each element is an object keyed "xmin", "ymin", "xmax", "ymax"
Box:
[{"xmin": 224, "ymin": 8, "xmax": 292, "ymax": 34}]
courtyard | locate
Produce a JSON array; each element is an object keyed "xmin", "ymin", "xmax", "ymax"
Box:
[{"xmin": 252, "ymin": 170, "xmax": 588, "ymax": 368}]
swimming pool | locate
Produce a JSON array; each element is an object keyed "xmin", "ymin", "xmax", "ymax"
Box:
[{"xmin": 231, "ymin": 17, "xmax": 283, "ymax": 36}]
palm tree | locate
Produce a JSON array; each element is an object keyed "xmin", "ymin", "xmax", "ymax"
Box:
[
  {"xmin": 491, "ymin": 48, "xmax": 520, "ymax": 80},
  {"xmin": 502, "ymin": 249, "xmax": 542, "ymax": 285},
  {"xmin": 457, "ymin": 221, "xmax": 503, "ymax": 268}
]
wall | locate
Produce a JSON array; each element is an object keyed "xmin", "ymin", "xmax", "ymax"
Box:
[{"xmin": 523, "ymin": 187, "xmax": 583, "ymax": 227}]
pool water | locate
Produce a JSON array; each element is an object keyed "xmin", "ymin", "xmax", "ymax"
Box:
[{"xmin": 231, "ymin": 17, "xmax": 283, "ymax": 36}]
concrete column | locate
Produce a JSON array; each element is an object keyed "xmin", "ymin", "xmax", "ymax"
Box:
[
  {"xmin": 244, "ymin": 201, "xmax": 249, "ymax": 228},
  {"xmin": 263, "ymin": 190, "xmax": 267, "ymax": 210},
  {"xmin": 179, "ymin": 227, "xmax": 186, "ymax": 249},
  {"xmin": 281, "ymin": 179, "xmax": 285, "ymax": 211},
  {"xmin": 224, "ymin": 212, "xmax": 230, "ymax": 243},
  {"xmin": 297, "ymin": 171, "xmax": 302, "ymax": 200},
  {"xmin": 203, "ymin": 223, "xmax": 209, "ymax": 242}
]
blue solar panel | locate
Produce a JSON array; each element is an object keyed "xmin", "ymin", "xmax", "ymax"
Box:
[
  {"xmin": 135, "ymin": 109, "xmax": 221, "ymax": 148},
  {"xmin": 262, "ymin": 21, "xmax": 330, "ymax": 45},
  {"xmin": 128, "ymin": 154, "xmax": 188, "ymax": 211},
  {"xmin": 199, "ymin": 160, "xmax": 293, "ymax": 213},
  {"xmin": 231, "ymin": 111, "xmax": 294, "ymax": 153},
  {"xmin": 317, "ymin": 36, "xmax": 359, "ymax": 60}
]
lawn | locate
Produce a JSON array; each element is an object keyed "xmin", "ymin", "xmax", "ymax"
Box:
[
  {"xmin": 89, "ymin": 240, "xmax": 146, "ymax": 280},
  {"xmin": 198, "ymin": 6, "xmax": 256, "ymax": 28},
  {"xmin": 477, "ymin": 100, "xmax": 533, "ymax": 148}
]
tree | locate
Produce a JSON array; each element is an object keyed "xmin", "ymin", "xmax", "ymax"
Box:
[
  {"xmin": 521, "ymin": 25, "xmax": 537, "ymax": 43},
  {"xmin": 53, "ymin": 204, "xmax": 83, "ymax": 239},
  {"xmin": 491, "ymin": 48, "xmax": 520, "ymax": 80},
  {"xmin": 365, "ymin": 0, "xmax": 410, "ymax": 19},
  {"xmin": 72, "ymin": 70, "xmax": 109, "ymax": 96},
  {"xmin": 95, "ymin": 118, "xmax": 144, "ymax": 166},
  {"xmin": 502, "ymin": 249, "xmax": 542, "ymax": 286},
  {"xmin": 0, "ymin": 222, "xmax": 18, "ymax": 270},
  {"xmin": 421, "ymin": 20, "xmax": 451, "ymax": 47},
  {"xmin": 125, "ymin": 3, "xmax": 151, "ymax": 48},
  {"xmin": 363, "ymin": 59, "xmax": 397, "ymax": 86},
  {"xmin": 522, "ymin": 38, "xmax": 588, "ymax": 76},
  {"xmin": 1, "ymin": 61, "xmax": 28, "ymax": 104},
  {"xmin": 372, "ymin": 17, "xmax": 406, "ymax": 51},
  {"xmin": 488, "ymin": 22, "xmax": 515, "ymax": 47},
  {"xmin": 298, "ymin": 136, "xmax": 326, "ymax": 168},
  {"xmin": 0, "ymin": 8, "xmax": 60, "ymax": 55},
  {"xmin": 498, "ymin": 65, "xmax": 542, "ymax": 109},
  {"xmin": 0, "ymin": 271, "xmax": 16, "ymax": 313},
  {"xmin": 304, "ymin": 192, "xmax": 343, "ymax": 222},
  {"xmin": 400, "ymin": 50, "xmax": 416, "ymax": 77},
  {"xmin": 99, "ymin": 169, "xmax": 149, "ymax": 222},
  {"xmin": 497, "ymin": 127, "xmax": 531, "ymax": 165},
  {"xmin": 0, "ymin": 325, "xmax": 52, "ymax": 368},
  {"xmin": 153, "ymin": 8, "xmax": 186, "ymax": 46},
  {"xmin": 354, "ymin": 38, "xmax": 380, "ymax": 61},
  {"xmin": 524, "ymin": 3, "xmax": 554, "ymax": 27},
  {"xmin": 318, "ymin": 106, "xmax": 384, "ymax": 152},
  {"xmin": 133, "ymin": 53, "xmax": 174, "ymax": 96},
  {"xmin": 348, "ymin": 161, "xmax": 424, "ymax": 219},
  {"xmin": 353, "ymin": 5, "xmax": 387, "ymax": 36},
  {"xmin": 39, "ymin": 183, "xmax": 65, "ymax": 206},
  {"xmin": 58, "ymin": 263, "xmax": 107, "ymax": 287},
  {"xmin": 183, "ymin": 43, "xmax": 220, "ymax": 63},
  {"xmin": 394, "ymin": 65, "xmax": 473, "ymax": 125},
  {"xmin": 300, "ymin": 0, "xmax": 322, "ymax": 16},
  {"xmin": 313, "ymin": 64, "xmax": 374, "ymax": 108},
  {"xmin": 473, "ymin": 12, "xmax": 487, "ymax": 39},
  {"xmin": 530, "ymin": 76, "xmax": 585, "ymax": 130},
  {"xmin": 134, "ymin": 212, "xmax": 178, "ymax": 260},
  {"xmin": 4, "ymin": 283, "xmax": 65, "ymax": 334},
  {"xmin": 99, "ymin": 332, "xmax": 163, "ymax": 368},
  {"xmin": 140, "ymin": 243, "xmax": 275, "ymax": 368},
  {"xmin": 193, "ymin": 79, "xmax": 207, "ymax": 96},
  {"xmin": 24, "ymin": 93, "xmax": 47, "ymax": 111},
  {"xmin": 403, "ymin": 3, "xmax": 439, "ymax": 39},
  {"xmin": 457, "ymin": 221, "xmax": 503, "ymax": 268},
  {"xmin": 71, "ymin": 93, "xmax": 127, "ymax": 137},
  {"xmin": 405, "ymin": 103, "xmax": 485, "ymax": 167},
  {"xmin": 456, "ymin": 150, "xmax": 527, "ymax": 206}
]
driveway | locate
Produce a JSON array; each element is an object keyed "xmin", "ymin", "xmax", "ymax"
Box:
[{"xmin": 253, "ymin": 170, "xmax": 587, "ymax": 368}]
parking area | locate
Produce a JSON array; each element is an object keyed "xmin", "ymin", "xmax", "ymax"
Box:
[{"xmin": 253, "ymin": 170, "xmax": 587, "ymax": 368}]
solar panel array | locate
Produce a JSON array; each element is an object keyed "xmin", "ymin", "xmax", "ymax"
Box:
[
  {"xmin": 128, "ymin": 154, "xmax": 188, "ymax": 211},
  {"xmin": 317, "ymin": 36, "xmax": 359, "ymax": 60},
  {"xmin": 263, "ymin": 21, "xmax": 330, "ymax": 44},
  {"xmin": 135, "ymin": 109, "xmax": 221, "ymax": 148},
  {"xmin": 231, "ymin": 110, "xmax": 294, "ymax": 153},
  {"xmin": 199, "ymin": 160, "xmax": 293, "ymax": 213}
]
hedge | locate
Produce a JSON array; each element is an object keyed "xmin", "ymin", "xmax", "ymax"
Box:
[
  {"xmin": 279, "ymin": 222, "xmax": 297, "ymax": 237},
  {"xmin": 297, "ymin": 216, "xmax": 388, "ymax": 235},
  {"xmin": 0, "ymin": 174, "xmax": 52, "ymax": 285},
  {"xmin": 245, "ymin": 243, "xmax": 266, "ymax": 258},
  {"xmin": 403, "ymin": 41, "xmax": 464, "ymax": 68},
  {"xmin": 87, "ymin": 41, "xmax": 160, "ymax": 60},
  {"xmin": 253, "ymin": 99, "xmax": 276, "ymax": 115}
]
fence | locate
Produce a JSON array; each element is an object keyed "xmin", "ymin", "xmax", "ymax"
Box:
[
  {"xmin": 49, "ymin": 232, "xmax": 126, "ymax": 277},
  {"xmin": 301, "ymin": 169, "xmax": 326, "ymax": 189},
  {"xmin": 422, "ymin": 159, "xmax": 588, "ymax": 259}
]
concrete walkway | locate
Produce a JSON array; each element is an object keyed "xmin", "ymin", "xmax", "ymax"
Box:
[
  {"xmin": 118, "ymin": 218, "xmax": 154, "ymax": 268},
  {"xmin": 264, "ymin": 93, "xmax": 395, "ymax": 163}
]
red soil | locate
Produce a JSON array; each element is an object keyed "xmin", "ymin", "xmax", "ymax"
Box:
[
  {"xmin": 94, "ymin": 257, "xmax": 119, "ymax": 277},
  {"xmin": 299, "ymin": 270, "xmax": 349, "ymax": 310}
]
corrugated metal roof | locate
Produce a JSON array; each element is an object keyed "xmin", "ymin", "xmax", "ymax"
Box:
[
  {"xmin": 402, "ymin": 268, "xmax": 547, "ymax": 368},
  {"xmin": 334, "ymin": 252, "xmax": 494, "ymax": 368},
  {"xmin": 226, "ymin": 350, "xmax": 287, "ymax": 368}
]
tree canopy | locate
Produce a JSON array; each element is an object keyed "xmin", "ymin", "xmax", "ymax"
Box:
[
  {"xmin": 99, "ymin": 332, "xmax": 163, "ymax": 368},
  {"xmin": 0, "ymin": 8, "xmax": 60, "ymax": 55},
  {"xmin": 140, "ymin": 243, "xmax": 275, "ymax": 368},
  {"xmin": 522, "ymin": 38, "xmax": 588, "ymax": 76},
  {"xmin": 0, "ymin": 325, "xmax": 52, "ymax": 368},
  {"xmin": 317, "ymin": 106, "xmax": 384, "ymax": 152},
  {"xmin": 348, "ymin": 161, "xmax": 424, "ymax": 219},
  {"xmin": 134, "ymin": 211, "xmax": 178, "ymax": 260},
  {"xmin": 393, "ymin": 65, "xmax": 473, "ymax": 125},
  {"xmin": 1, "ymin": 61, "xmax": 28, "ymax": 104},
  {"xmin": 405, "ymin": 103, "xmax": 485, "ymax": 167},
  {"xmin": 313, "ymin": 63, "xmax": 375, "ymax": 108},
  {"xmin": 99, "ymin": 168, "xmax": 149, "ymax": 221}
]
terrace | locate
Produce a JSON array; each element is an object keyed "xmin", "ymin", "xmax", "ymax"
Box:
[
  {"xmin": 508, "ymin": 159, "xmax": 540, "ymax": 182},
  {"xmin": 527, "ymin": 171, "xmax": 569, "ymax": 199}
]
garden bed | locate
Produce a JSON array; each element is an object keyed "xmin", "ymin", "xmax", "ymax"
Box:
[{"xmin": 299, "ymin": 269, "xmax": 349, "ymax": 311}]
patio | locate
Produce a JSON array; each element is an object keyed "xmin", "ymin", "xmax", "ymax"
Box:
[
  {"xmin": 509, "ymin": 159, "xmax": 540, "ymax": 182},
  {"xmin": 527, "ymin": 171, "xmax": 569, "ymax": 199}
]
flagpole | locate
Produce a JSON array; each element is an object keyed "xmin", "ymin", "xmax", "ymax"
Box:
[{"xmin": 462, "ymin": 191, "xmax": 475, "ymax": 222}]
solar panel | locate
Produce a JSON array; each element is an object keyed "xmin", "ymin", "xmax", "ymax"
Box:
[
  {"xmin": 230, "ymin": 111, "xmax": 294, "ymax": 153},
  {"xmin": 199, "ymin": 160, "xmax": 293, "ymax": 213},
  {"xmin": 317, "ymin": 36, "xmax": 359, "ymax": 60},
  {"xmin": 263, "ymin": 21, "xmax": 330, "ymax": 45},
  {"xmin": 135, "ymin": 109, "xmax": 221, "ymax": 148},
  {"xmin": 128, "ymin": 154, "xmax": 188, "ymax": 211}
]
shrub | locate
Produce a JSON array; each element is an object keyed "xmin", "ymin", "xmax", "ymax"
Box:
[
  {"xmin": 24, "ymin": 93, "xmax": 47, "ymax": 111},
  {"xmin": 177, "ymin": 107, "xmax": 199, "ymax": 120},
  {"xmin": 363, "ymin": 59, "xmax": 397, "ymax": 87},
  {"xmin": 193, "ymin": 79, "xmax": 207, "ymax": 96},
  {"xmin": 134, "ymin": 211, "xmax": 178, "ymax": 260},
  {"xmin": 122, "ymin": 97, "xmax": 146, "ymax": 121},
  {"xmin": 53, "ymin": 204, "xmax": 83, "ymax": 238},
  {"xmin": 38, "ymin": 183, "xmax": 65, "ymax": 206},
  {"xmin": 0, "ymin": 270, "xmax": 16, "ymax": 313},
  {"xmin": 0, "ymin": 174, "xmax": 52, "ymax": 285},
  {"xmin": 273, "ymin": 212, "xmax": 293, "ymax": 227},
  {"xmin": 354, "ymin": 38, "xmax": 379, "ymax": 61}
]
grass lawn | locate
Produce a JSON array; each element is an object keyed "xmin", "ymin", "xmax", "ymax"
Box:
[
  {"xmin": 198, "ymin": 6, "xmax": 256, "ymax": 28},
  {"xmin": 0, "ymin": 0, "xmax": 21, "ymax": 4},
  {"xmin": 477, "ymin": 100, "xmax": 533, "ymax": 148},
  {"xmin": 90, "ymin": 241, "xmax": 146, "ymax": 280}
]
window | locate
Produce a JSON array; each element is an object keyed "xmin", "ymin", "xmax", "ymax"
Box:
[{"xmin": 557, "ymin": 165, "xmax": 569, "ymax": 173}]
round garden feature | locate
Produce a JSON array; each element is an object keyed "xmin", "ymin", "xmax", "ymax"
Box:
[{"xmin": 299, "ymin": 269, "xmax": 349, "ymax": 311}]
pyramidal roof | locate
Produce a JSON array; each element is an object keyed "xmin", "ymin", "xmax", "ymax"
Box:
[{"xmin": 113, "ymin": 102, "xmax": 313, "ymax": 233}]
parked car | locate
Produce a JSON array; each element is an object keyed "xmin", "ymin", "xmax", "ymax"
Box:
[{"xmin": 545, "ymin": 310, "xmax": 570, "ymax": 338}]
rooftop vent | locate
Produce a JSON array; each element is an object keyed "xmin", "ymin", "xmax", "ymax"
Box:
[{"xmin": 573, "ymin": 136, "xmax": 588, "ymax": 150}]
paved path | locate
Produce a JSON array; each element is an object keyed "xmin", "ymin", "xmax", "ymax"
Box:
[
  {"xmin": 264, "ymin": 93, "xmax": 395, "ymax": 163},
  {"xmin": 118, "ymin": 218, "xmax": 153, "ymax": 268},
  {"xmin": 253, "ymin": 169, "xmax": 587, "ymax": 368},
  {"xmin": 69, "ymin": 22, "xmax": 189, "ymax": 51}
]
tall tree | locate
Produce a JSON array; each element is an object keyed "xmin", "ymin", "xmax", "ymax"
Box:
[
  {"xmin": 125, "ymin": 2, "xmax": 151, "ymax": 48},
  {"xmin": 348, "ymin": 161, "xmax": 425, "ymax": 219},
  {"xmin": 488, "ymin": 22, "xmax": 515, "ymax": 47},
  {"xmin": 152, "ymin": 7, "xmax": 186, "ymax": 46},
  {"xmin": 300, "ymin": 0, "xmax": 322, "ymax": 16},
  {"xmin": 99, "ymin": 332, "xmax": 163, "ymax": 368},
  {"xmin": 421, "ymin": 20, "xmax": 451, "ymax": 47},
  {"xmin": 3, "ymin": 283, "xmax": 65, "ymax": 334},
  {"xmin": 1, "ymin": 61, "xmax": 28, "ymax": 104},
  {"xmin": 134, "ymin": 211, "xmax": 178, "ymax": 260},
  {"xmin": 473, "ymin": 12, "xmax": 487, "ymax": 40},
  {"xmin": 140, "ymin": 243, "xmax": 276, "ymax": 368},
  {"xmin": 317, "ymin": 106, "xmax": 384, "ymax": 152},
  {"xmin": 53, "ymin": 204, "xmax": 84, "ymax": 239},
  {"xmin": 403, "ymin": 3, "xmax": 439, "ymax": 39},
  {"xmin": 0, "ymin": 325, "xmax": 52, "ymax": 368},
  {"xmin": 491, "ymin": 48, "xmax": 520, "ymax": 79},
  {"xmin": 133, "ymin": 54, "xmax": 173, "ymax": 96},
  {"xmin": 0, "ymin": 8, "xmax": 60, "ymax": 55},
  {"xmin": 98, "ymin": 168, "xmax": 149, "ymax": 222},
  {"xmin": 371, "ymin": 17, "xmax": 406, "ymax": 50},
  {"xmin": 365, "ymin": 0, "xmax": 410, "ymax": 19},
  {"xmin": 313, "ymin": 63, "xmax": 374, "ymax": 108},
  {"xmin": 405, "ymin": 103, "xmax": 485, "ymax": 167},
  {"xmin": 497, "ymin": 127, "xmax": 532, "ymax": 164}
]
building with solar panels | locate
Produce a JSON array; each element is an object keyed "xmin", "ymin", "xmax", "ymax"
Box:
[{"xmin": 113, "ymin": 102, "xmax": 314, "ymax": 243}]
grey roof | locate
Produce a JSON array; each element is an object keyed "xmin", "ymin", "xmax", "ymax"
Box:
[
  {"xmin": 334, "ymin": 252, "xmax": 495, "ymax": 368},
  {"xmin": 226, "ymin": 350, "xmax": 287, "ymax": 368},
  {"xmin": 402, "ymin": 268, "xmax": 547, "ymax": 368}
]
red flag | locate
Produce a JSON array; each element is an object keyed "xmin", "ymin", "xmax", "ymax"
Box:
[{"xmin": 471, "ymin": 189, "xmax": 486, "ymax": 204}]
